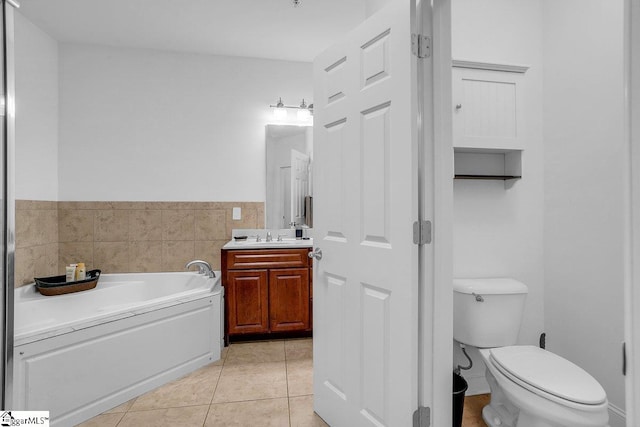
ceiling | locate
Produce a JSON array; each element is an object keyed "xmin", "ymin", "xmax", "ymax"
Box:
[{"xmin": 18, "ymin": 0, "xmax": 367, "ymax": 63}]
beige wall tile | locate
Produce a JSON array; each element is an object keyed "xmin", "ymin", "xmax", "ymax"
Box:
[
  {"xmin": 129, "ymin": 210, "xmax": 162, "ymax": 241},
  {"xmin": 44, "ymin": 208, "xmax": 59, "ymax": 244},
  {"xmin": 95, "ymin": 210, "xmax": 129, "ymax": 242},
  {"xmin": 59, "ymin": 209, "xmax": 94, "ymax": 242},
  {"xmin": 59, "ymin": 242, "xmax": 94, "ymax": 271},
  {"xmin": 162, "ymin": 210, "xmax": 194, "ymax": 241},
  {"xmin": 226, "ymin": 208, "xmax": 258, "ymax": 236},
  {"xmin": 194, "ymin": 240, "xmax": 226, "ymax": 271},
  {"xmin": 195, "ymin": 210, "xmax": 227, "ymax": 241},
  {"xmin": 15, "ymin": 247, "xmax": 35, "ymax": 286},
  {"xmin": 94, "ymin": 242, "xmax": 130, "ymax": 273},
  {"xmin": 129, "ymin": 241, "xmax": 162, "ymax": 272},
  {"xmin": 16, "ymin": 200, "xmax": 263, "ymax": 275},
  {"xmin": 33, "ymin": 244, "xmax": 57, "ymax": 279},
  {"xmin": 15, "ymin": 209, "xmax": 38, "ymax": 249},
  {"xmin": 162, "ymin": 241, "xmax": 195, "ymax": 272},
  {"xmin": 16, "ymin": 200, "xmax": 56, "ymax": 210}
]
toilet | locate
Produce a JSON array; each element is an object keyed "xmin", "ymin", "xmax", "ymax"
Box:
[{"xmin": 453, "ymin": 278, "xmax": 610, "ymax": 427}]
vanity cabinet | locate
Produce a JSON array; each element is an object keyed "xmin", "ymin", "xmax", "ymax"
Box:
[{"xmin": 222, "ymin": 248, "xmax": 312, "ymax": 340}]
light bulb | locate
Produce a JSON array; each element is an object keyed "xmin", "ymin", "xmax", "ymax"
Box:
[
  {"xmin": 297, "ymin": 108, "xmax": 311, "ymax": 120},
  {"xmin": 273, "ymin": 97, "xmax": 287, "ymax": 120},
  {"xmin": 297, "ymin": 99, "xmax": 310, "ymax": 120}
]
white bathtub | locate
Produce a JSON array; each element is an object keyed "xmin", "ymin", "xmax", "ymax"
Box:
[{"xmin": 12, "ymin": 271, "xmax": 223, "ymax": 427}]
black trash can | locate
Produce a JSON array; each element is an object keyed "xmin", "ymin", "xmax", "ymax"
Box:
[{"xmin": 452, "ymin": 371, "xmax": 468, "ymax": 427}]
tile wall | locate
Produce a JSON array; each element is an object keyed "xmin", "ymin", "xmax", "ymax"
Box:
[
  {"xmin": 14, "ymin": 201, "xmax": 264, "ymax": 287},
  {"xmin": 15, "ymin": 200, "xmax": 59, "ymax": 287}
]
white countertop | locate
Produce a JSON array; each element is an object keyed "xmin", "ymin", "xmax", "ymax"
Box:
[{"xmin": 223, "ymin": 238, "xmax": 313, "ymax": 250}]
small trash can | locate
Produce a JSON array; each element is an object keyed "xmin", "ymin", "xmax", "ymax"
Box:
[{"xmin": 452, "ymin": 371, "xmax": 468, "ymax": 427}]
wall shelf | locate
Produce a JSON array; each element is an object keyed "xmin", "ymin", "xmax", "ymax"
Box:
[{"xmin": 454, "ymin": 174, "xmax": 521, "ymax": 181}]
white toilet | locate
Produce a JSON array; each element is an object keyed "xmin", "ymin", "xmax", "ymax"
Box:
[{"xmin": 453, "ymin": 278, "xmax": 610, "ymax": 427}]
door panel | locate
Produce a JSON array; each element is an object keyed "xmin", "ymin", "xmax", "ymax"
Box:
[
  {"xmin": 226, "ymin": 270, "xmax": 269, "ymax": 335},
  {"xmin": 313, "ymin": 1, "xmax": 419, "ymax": 426},
  {"xmin": 269, "ymin": 268, "xmax": 310, "ymax": 332},
  {"xmin": 291, "ymin": 149, "xmax": 310, "ymax": 226}
]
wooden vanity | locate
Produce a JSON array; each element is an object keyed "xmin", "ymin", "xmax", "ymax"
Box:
[{"xmin": 221, "ymin": 245, "xmax": 313, "ymax": 342}]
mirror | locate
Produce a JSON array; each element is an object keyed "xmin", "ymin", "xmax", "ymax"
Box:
[{"xmin": 265, "ymin": 125, "xmax": 313, "ymax": 229}]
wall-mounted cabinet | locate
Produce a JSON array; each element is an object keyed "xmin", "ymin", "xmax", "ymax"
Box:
[
  {"xmin": 452, "ymin": 61, "xmax": 529, "ymax": 182},
  {"xmin": 452, "ymin": 61, "xmax": 528, "ymax": 152}
]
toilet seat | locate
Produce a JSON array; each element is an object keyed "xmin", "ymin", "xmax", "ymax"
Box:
[{"xmin": 489, "ymin": 346, "xmax": 607, "ymax": 408}]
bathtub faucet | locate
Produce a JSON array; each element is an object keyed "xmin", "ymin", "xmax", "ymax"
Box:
[{"xmin": 185, "ymin": 260, "xmax": 216, "ymax": 278}]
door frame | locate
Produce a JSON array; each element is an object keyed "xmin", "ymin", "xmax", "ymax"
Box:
[
  {"xmin": 425, "ymin": 0, "xmax": 454, "ymax": 425},
  {"xmin": 626, "ymin": 0, "xmax": 640, "ymax": 424},
  {"xmin": 1, "ymin": 0, "xmax": 16, "ymax": 408}
]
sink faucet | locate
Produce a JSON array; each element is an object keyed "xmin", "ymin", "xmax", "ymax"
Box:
[
  {"xmin": 266, "ymin": 231, "xmax": 272, "ymax": 242},
  {"xmin": 185, "ymin": 260, "xmax": 216, "ymax": 278}
]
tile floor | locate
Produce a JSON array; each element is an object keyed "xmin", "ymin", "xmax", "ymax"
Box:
[
  {"xmin": 78, "ymin": 338, "xmax": 489, "ymax": 427},
  {"xmin": 78, "ymin": 338, "xmax": 326, "ymax": 427}
]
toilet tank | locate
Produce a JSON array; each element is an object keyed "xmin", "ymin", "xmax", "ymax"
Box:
[{"xmin": 453, "ymin": 278, "xmax": 528, "ymax": 348}]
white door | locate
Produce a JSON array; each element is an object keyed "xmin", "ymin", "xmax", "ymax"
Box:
[
  {"xmin": 291, "ymin": 149, "xmax": 309, "ymax": 226},
  {"xmin": 312, "ymin": 1, "xmax": 421, "ymax": 426}
]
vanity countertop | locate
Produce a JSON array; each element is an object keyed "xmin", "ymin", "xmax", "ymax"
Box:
[{"xmin": 222, "ymin": 238, "xmax": 313, "ymax": 250}]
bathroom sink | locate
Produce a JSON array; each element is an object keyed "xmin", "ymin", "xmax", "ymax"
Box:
[{"xmin": 223, "ymin": 238, "xmax": 313, "ymax": 250}]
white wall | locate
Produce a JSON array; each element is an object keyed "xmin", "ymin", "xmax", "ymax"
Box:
[
  {"xmin": 364, "ymin": 0, "xmax": 391, "ymax": 17},
  {"xmin": 58, "ymin": 43, "xmax": 312, "ymax": 201},
  {"xmin": 451, "ymin": 0, "xmax": 545, "ymax": 393},
  {"xmin": 14, "ymin": 12, "xmax": 59, "ymax": 201},
  {"xmin": 542, "ymin": 0, "xmax": 626, "ymax": 423}
]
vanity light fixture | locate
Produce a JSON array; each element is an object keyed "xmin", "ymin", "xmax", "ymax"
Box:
[
  {"xmin": 273, "ymin": 97, "xmax": 287, "ymax": 120},
  {"xmin": 297, "ymin": 99, "xmax": 311, "ymax": 120},
  {"xmin": 270, "ymin": 97, "xmax": 313, "ymax": 120}
]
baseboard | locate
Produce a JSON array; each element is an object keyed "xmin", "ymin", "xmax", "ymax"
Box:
[
  {"xmin": 608, "ymin": 403, "xmax": 626, "ymax": 427},
  {"xmin": 464, "ymin": 373, "xmax": 489, "ymax": 396}
]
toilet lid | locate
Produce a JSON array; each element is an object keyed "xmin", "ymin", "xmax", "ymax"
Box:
[{"xmin": 489, "ymin": 346, "xmax": 607, "ymax": 405}]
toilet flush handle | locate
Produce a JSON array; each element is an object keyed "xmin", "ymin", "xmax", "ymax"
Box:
[{"xmin": 472, "ymin": 292, "xmax": 484, "ymax": 302}]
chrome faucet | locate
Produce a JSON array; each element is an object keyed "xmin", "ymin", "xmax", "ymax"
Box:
[
  {"xmin": 185, "ymin": 260, "xmax": 216, "ymax": 278},
  {"xmin": 266, "ymin": 231, "xmax": 272, "ymax": 242}
]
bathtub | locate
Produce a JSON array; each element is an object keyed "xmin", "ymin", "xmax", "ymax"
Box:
[{"xmin": 12, "ymin": 271, "xmax": 223, "ymax": 427}]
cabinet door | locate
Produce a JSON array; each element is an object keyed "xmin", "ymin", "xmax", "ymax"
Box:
[
  {"xmin": 269, "ymin": 268, "xmax": 310, "ymax": 332},
  {"xmin": 226, "ymin": 270, "xmax": 269, "ymax": 335},
  {"xmin": 452, "ymin": 67, "xmax": 525, "ymax": 150}
]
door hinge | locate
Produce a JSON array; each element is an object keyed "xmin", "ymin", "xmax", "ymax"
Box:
[
  {"xmin": 413, "ymin": 406, "xmax": 430, "ymax": 427},
  {"xmin": 623, "ymin": 342, "xmax": 627, "ymax": 376},
  {"xmin": 411, "ymin": 34, "xmax": 431, "ymax": 58},
  {"xmin": 413, "ymin": 220, "xmax": 432, "ymax": 245}
]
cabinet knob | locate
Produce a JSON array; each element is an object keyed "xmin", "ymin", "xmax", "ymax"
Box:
[
  {"xmin": 455, "ymin": 104, "xmax": 462, "ymax": 110},
  {"xmin": 308, "ymin": 248, "xmax": 323, "ymax": 260}
]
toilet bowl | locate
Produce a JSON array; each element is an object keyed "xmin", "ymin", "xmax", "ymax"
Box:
[
  {"xmin": 453, "ymin": 278, "xmax": 609, "ymax": 427},
  {"xmin": 478, "ymin": 346, "xmax": 609, "ymax": 427}
]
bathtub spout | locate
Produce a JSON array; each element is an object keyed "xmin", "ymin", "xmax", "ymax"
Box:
[{"xmin": 185, "ymin": 260, "xmax": 216, "ymax": 278}]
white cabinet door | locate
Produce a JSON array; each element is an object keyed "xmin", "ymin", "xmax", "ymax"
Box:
[
  {"xmin": 312, "ymin": 1, "xmax": 420, "ymax": 426},
  {"xmin": 452, "ymin": 67, "xmax": 525, "ymax": 150}
]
